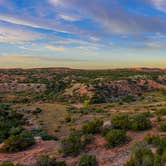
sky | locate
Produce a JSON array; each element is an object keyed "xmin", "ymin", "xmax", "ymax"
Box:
[{"xmin": 0, "ymin": 0, "xmax": 166, "ymax": 69}]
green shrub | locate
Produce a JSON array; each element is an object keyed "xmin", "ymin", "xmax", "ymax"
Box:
[
  {"xmin": 157, "ymin": 136, "xmax": 166, "ymax": 155},
  {"xmin": 105, "ymin": 129, "xmax": 126, "ymax": 148},
  {"xmin": 154, "ymin": 154, "xmax": 162, "ymax": 166},
  {"xmin": 36, "ymin": 155, "xmax": 66, "ymax": 166},
  {"xmin": 121, "ymin": 95, "xmax": 135, "ymax": 103},
  {"xmin": 156, "ymin": 108, "xmax": 166, "ymax": 115},
  {"xmin": 31, "ymin": 128, "xmax": 54, "ymax": 140},
  {"xmin": 111, "ymin": 113, "xmax": 130, "ymax": 130},
  {"xmin": 82, "ymin": 119, "xmax": 103, "ymax": 134},
  {"xmin": 61, "ymin": 131, "xmax": 83, "ymax": 156},
  {"xmin": 0, "ymin": 162, "xmax": 23, "ymax": 166},
  {"xmin": 144, "ymin": 134, "xmax": 160, "ymax": 146},
  {"xmin": 130, "ymin": 113, "xmax": 151, "ymax": 131},
  {"xmin": 0, "ymin": 104, "xmax": 11, "ymax": 111},
  {"xmin": 9, "ymin": 127, "xmax": 22, "ymax": 135},
  {"xmin": 161, "ymin": 150, "xmax": 166, "ymax": 165},
  {"xmin": 0, "ymin": 162, "xmax": 14, "ymax": 166},
  {"xmin": 78, "ymin": 154, "xmax": 98, "ymax": 166},
  {"xmin": 0, "ymin": 108, "xmax": 25, "ymax": 143},
  {"xmin": 1, "ymin": 131, "xmax": 35, "ymax": 152},
  {"xmin": 81, "ymin": 134, "xmax": 94, "ymax": 146},
  {"xmin": 125, "ymin": 146, "xmax": 154, "ymax": 166},
  {"xmin": 159, "ymin": 121, "xmax": 166, "ymax": 131},
  {"xmin": 32, "ymin": 108, "xmax": 42, "ymax": 115}
]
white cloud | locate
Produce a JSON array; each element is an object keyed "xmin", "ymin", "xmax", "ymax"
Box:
[
  {"xmin": 0, "ymin": 13, "xmax": 84, "ymax": 34},
  {"xmin": 0, "ymin": 25, "xmax": 44, "ymax": 43},
  {"xmin": 46, "ymin": 45, "xmax": 65, "ymax": 52},
  {"xmin": 89, "ymin": 36, "xmax": 100, "ymax": 42},
  {"xmin": 145, "ymin": 42, "xmax": 163, "ymax": 49},
  {"xmin": 48, "ymin": 0, "xmax": 166, "ymax": 34},
  {"xmin": 150, "ymin": 0, "xmax": 166, "ymax": 12},
  {"xmin": 59, "ymin": 14, "xmax": 81, "ymax": 21},
  {"xmin": 0, "ymin": 14, "xmax": 42, "ymax": 29}
]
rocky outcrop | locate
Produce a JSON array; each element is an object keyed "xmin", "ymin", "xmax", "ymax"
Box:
[{"xmin": 0, "ymin": 83, "xmax": 46, "ymax": 92}]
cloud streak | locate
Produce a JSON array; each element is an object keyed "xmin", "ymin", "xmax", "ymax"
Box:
[{"xmin": 0, "ymin": 0, "xmax": 166, "ymax": 68}]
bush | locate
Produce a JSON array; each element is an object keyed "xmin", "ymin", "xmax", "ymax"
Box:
[
  {"xmin": 157, "ymin": 136, "xmax": 166, "ymax": 155},
  {"xmin": 111, "ymin": 113, "xmax": 130, "ymax": 130},
  {"xmin": 0, "ymin": 105, "xmax": 26, "ymax": 144},
  {"xmin": 82, "ymin": 119, "xmax": 103, "ymax": 134},
  {"xmin": 159, "ymin": 121, "xmax": 166, "ymax": 131},
  {"xmin": 0, "ymin": 162, "xmax": 23, "ymax": 166},
  {"xmin": 105, "ymin": 129, "xmax": 126, "ymax": 148},
  {"xmin": 125, "ymin": 146, "xmax": 154, "ymax": 166},
  {"xmin": 156, "ymin": 108, "xmax": 166, "ymax": 115},
  {"xmin": 9, "ymin": 127, "xmax": 22, "ymax": 136},
  {"xmin": 161, "ymin": 150, "xmax": 166, "ymax": 165},
  {"xmin": 0, "ymin": 162, "xmax": 14, "ymax": 166},
  {"xmin": 81, "ymin": 134, "xmax": 94, "ymax": 146},
  {"xmin": 121, "ymin": 95, "xmax": 135, "ymax": 103},
  {"xmin": 126, "ymin": 136, "xmax": 166, "ymax": 166},
  {"xmin": 144, "ymin": 134, "xmax": 160, "ymax": 146},
  {"xmin": 154, "ymin": 154, "xmax": 162, "ymax": 166},
  {"xmin": 1, "ymin": 131, "xmax": 35, "ymax": 152},
  {"xmin": 61, "ymin": 131, "xmax": 83, "ymax": 156},
  {"xmin": 32, "ymin": 108, "xmax": 42, "ymax": 115},
  {"xmin": 130, "ymin": 113, "xmax": 151, "ymax": 131},
  {"xmin": 31, "ymin": 128, "xmax": 54, "ymax": 140},
  {"xmin": 36, "ymin": 155, "xmax": 66, "ymax": 166},
  {"xmin": 78, "ymin": 154, "xmax": 98, "ymax": 166},
  {"xmin": 0, "ymin": 104, "xmax": 11, "ymax": 111}
]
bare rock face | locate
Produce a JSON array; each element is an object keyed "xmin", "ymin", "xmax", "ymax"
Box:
[{"xmin": 158, "ymin": 75, "xmax": 166, "ymax": 85}]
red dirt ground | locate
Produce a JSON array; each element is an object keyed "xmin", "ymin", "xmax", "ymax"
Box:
[{"xmin": 0, "ymin": 116, "xmax": 165, "ymax": 166}]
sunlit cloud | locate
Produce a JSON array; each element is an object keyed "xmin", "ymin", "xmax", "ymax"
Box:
[
  {"xmin": 46, "ymin": 45, "xmax": 65, "ymax": 52},
  {"xmin": 0, "ymin": 0, "xmax": 166, "ymax": 68},
  {"xmin": 0, "ymin": 24, "xmax": 44, "ymax": 43}
]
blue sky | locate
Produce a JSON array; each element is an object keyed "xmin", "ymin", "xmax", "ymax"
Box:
[{"xmin": 0, "ymin": 0, "xmax": 166, "ymax": 68}]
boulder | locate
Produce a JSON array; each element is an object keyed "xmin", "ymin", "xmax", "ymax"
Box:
[{"xmin": 103, "ymin": 121, "xmax": 112, "ymax": 130}]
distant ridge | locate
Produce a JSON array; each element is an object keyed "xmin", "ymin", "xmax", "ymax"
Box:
[
  {"xmin": 0, "ymin": 67, "xmax": 72, "ymax": 71},
  {"xmin": 0, "ymin": 67, "xmax": 165, "ymax": 71}
]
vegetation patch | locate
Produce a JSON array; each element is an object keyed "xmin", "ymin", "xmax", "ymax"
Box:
[
  {"xmin": 0, "ymin": 162, "xmax": 23, "ymax": 166},
  {"xmin": 156, "ymin": 108, "xmax": 166, "ymax": 115},
  {"xmin": 78, "ymin": 154, "xmax": 98, "ymax": 166},
  {"xmin": 159, "ymin": 121, "xmax": 166, "ymax": 131},
  {"xmin": 61, "ymin": 131, "xmax": 84, "ymax": 156},
  {"xmin": 36, "ymin": 155, "xmax": 66, "ymax": 166},
  {"xmin": 125, "ymin": 145, "xmax": 154, "ymax": 166},
  {"xmin": 0, "ymin": 131, "xmax": 35, "ymax": 152},
  {"xmin": 111, "ymin": 113, "xmax": 130, "ymax": 130},
  {"xmin": 82, "ymin": 119, "xmax": 103, "ymax": 134},
  {"xmin": 105, "ymin": 129, "xmax": 126, "ymax": 148},
  {"xmin": 130, "ymin": 113, "xmax": 151, "ymax": 131},
  {"xmin": 0, "ymin": 104, "xmax": 25, "ymax": 143}
]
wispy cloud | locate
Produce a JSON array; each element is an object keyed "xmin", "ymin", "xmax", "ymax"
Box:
[
  {"xmin": 0, "ymin": 0, "xmax": 166, "ymax": 68},
  {"xmin": 0, "ymin": 23, "xmax": 44, "ymax": 43},
  {"xmin": 148, "ymin": 0, "xmax": 166, "ymax": 12},
  {"xmin": 46, "ymin": 45, "xmax": 65, "ymax": 52},
  {"xmin": 49, "ymin": 0, "xmax": 166, "ymax": 34}
]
